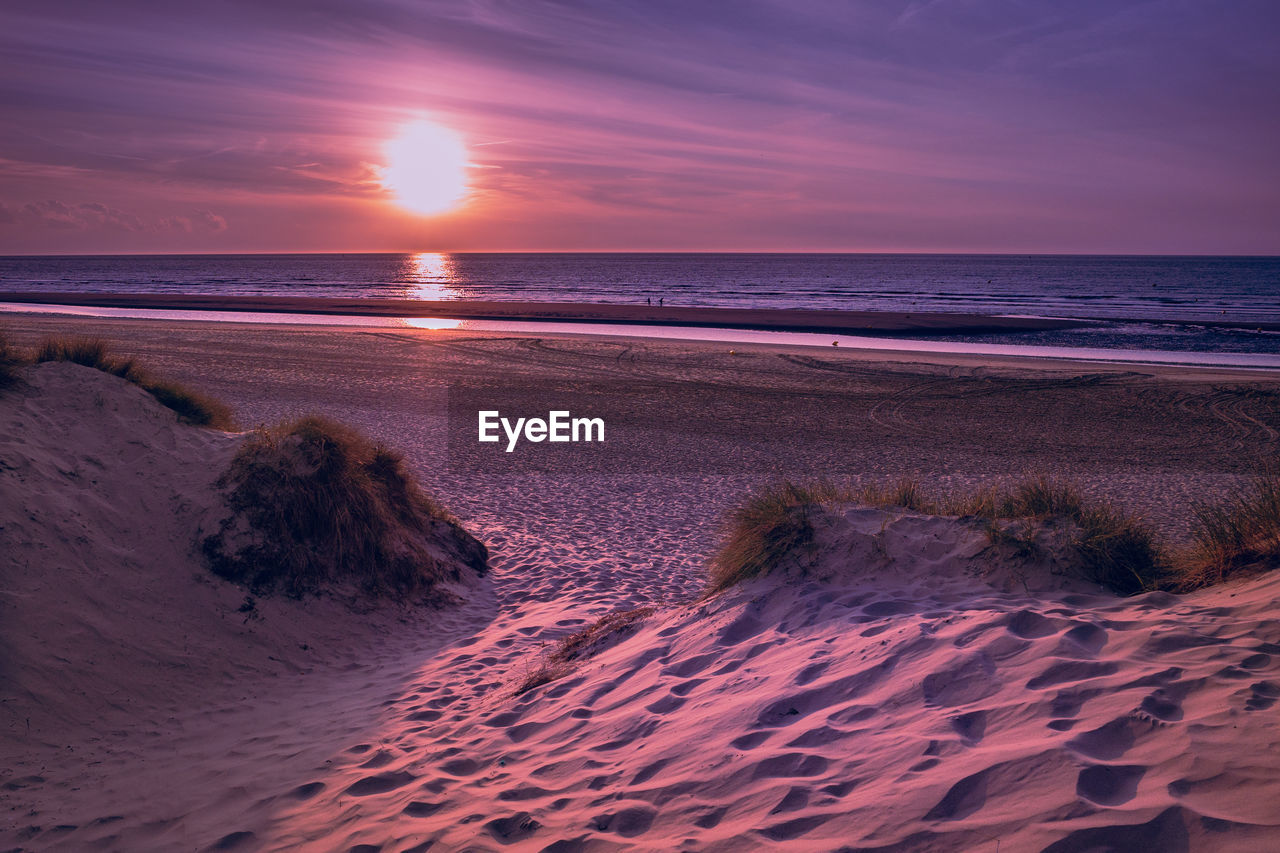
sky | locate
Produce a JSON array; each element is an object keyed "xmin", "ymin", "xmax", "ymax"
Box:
[{"xmin": 0, "ymin": 0, "xmax": 1277, "ymax": 254}]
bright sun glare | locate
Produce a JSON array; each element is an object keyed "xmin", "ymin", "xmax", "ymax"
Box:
[{"xmin": 382, "ymin": 120, "xmax": 469, "ymax": 215}]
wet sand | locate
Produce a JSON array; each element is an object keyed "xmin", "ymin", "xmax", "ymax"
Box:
[{"xmin": 0, "ymin": 292, "xmax": 1094, "ymax": 334}]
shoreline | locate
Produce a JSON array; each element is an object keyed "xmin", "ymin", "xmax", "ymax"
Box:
[
  {"xmin": 0, "ymin": 291, "xmax": 1095, "ymax": 335},
  {"xmin": 5, "ymin": 300, "xmax": 1279, "ymax": 373},
  {"xmin": 2, "ymin": 290, "xmax": 1279, "ymax": 334}
]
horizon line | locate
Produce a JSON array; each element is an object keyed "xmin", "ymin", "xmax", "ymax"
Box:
[{"xmin": 2, "ymin": 250, "xmax": 1279, "ymax": 259}]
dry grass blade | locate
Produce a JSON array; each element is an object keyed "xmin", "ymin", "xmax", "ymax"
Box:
[{"xmin": 515, "ymin": 607, "xmax": 656, "ymax": 695}]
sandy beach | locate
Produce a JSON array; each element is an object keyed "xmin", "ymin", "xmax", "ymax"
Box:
[{"xmin": 3, "ymin": 312, "xmax": 1280, "ymax": 851}]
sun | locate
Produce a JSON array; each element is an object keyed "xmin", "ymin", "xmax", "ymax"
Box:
[{"xmin": 381, "ymin": 120, "xmax": 469, "ymax": 215}]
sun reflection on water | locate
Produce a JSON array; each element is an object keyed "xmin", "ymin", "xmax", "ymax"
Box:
[{"xmin": 403, "ymin": 252, "xmax": 459, "ymax": 300}]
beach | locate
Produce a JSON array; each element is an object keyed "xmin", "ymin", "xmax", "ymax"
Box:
[
  {"xmin": 4, "ymin": 312, "xmax": 1275, "ymax": 535},
  {"xmin": 3, "ymin": 311, "xmax": 1280, "ymax": 850}
]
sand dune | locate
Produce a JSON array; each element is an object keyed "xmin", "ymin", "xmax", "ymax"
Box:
[
  {"xmin": 0, "ymin": 363, "xmax": 495, "ymax": 849},
  {"xmin": 3, "ymin": 323, "xmax": 1280, "ymax": 851},
  {"xmin": 256, "ymin": 509, "xmax": 1280, "ymax": 850}
]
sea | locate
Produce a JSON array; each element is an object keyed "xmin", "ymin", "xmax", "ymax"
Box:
[{"xmin": 1, "ymin": 253, "xmax": 1278, "ymax": 356}]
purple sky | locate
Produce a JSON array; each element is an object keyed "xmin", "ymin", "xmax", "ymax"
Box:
[{"xmin": 1, "ymin": 0, "xmax": 1277, "ymax": 253}]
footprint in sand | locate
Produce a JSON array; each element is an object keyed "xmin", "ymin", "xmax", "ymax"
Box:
[
  {"xmin": 211, "ymin": 830, "xmax": 257, "ymax": 850},
  {"xmin": 1005, "ymin": 609, "xmax": 1060, "ymax": 639},
  {"xmin": 693, "ymin": 806, "xmax": 728, "ymax": 828},
  {"xmin": 1041, "ymin": 806, "xmax": 1191, "ymax": 853},
  {"xmin": 631, "ymin": 759, "xmax": 671, "ymax": 785},
  {"xmin": 770, "ymin": 785, "xmax": 811, "ymax": 814},
  {"xmin": 1076, "ymin": 764, "xmax": 1147, "ymax": 806},
  {"xmin": 821, "ymin": 779, "xmax": 861, "ymax": 797},
  {"xmin": 1027, "ymin": 660, "xmax": 1119, "ymax": 690},
  {"xmin": 359, "ymin": 749, "xmax": 396, "ymax": 768},
  {"xmin": 644, "ymin": 694, "xmax": 686, "ymax": 714},
  {"xmin": 1138, "ymin": 688, "xmax": 1184, "ymax": 722},
  {"xmin": 757, "ymin": 813, "xmax": 831, "ymax": 841},
  {"xmin": 787, "ymin": 725, "xmax": 859, "ymax": 748},
  {"xmin": 718, "ymin": 612, "xmax": 766, "ymax": 645},
  {"xmin": 344, "ymin": 770, "xmax": 417, "ymax": 796},
  {"xmin": 440, "ymin": 757, "xmax": 483, "ymax": 776},
  {"xmin": 1066, "ymin": 717, "xmax": 1149, "ymax": 760},
  {"xmin": 950, "ymin": 710, "xmax": 987, "ymax": 744},
  {"xmin": 826, "ymin": 704, "xmax": 877, "ymax": 726},
  {"xmin": 1245, "ymin": 681, "xmax": 1280, "ymax": 711},
  {"xmin": 591, "ymin": 805, "xmax": 657, "ymax": 837},
  {"xmin": 288, "ymin": 782, "xmax": 325, "ymax": 800},
  {"xmin": 923, "ymin": 653, "xmax": 1001, "ymax": 706},
  {"xmin": 1058, "ymin": 622, "xmax": 1109, "ymax": 657},
  {"xmin": 402, "ymin": 800, "xmax": 444, "ymax": 817},
  {"xmin": 670, "ymin": 678, "xmax": 706, "ymax": 697},
  {"xmin": 406, "ymin": 708, "xmax": 443, "ymax": 722},
  {"xmin": 793, "ymin": 659, "xmax": 831, "ymax": 685},
  {"xmin": 925, "ymin": 767, "xmax": 991, "ymax": 820},
  {"xmin": 750, "ymin": 752, "xmax": 829, "ymax": 780},
  {"xmin": 731, "ymin": 731, "xmax": 773, "ymax": 750},
  {"xmin": 1240, "ymin": 652, "xmax": 1272, "ymax": 670},
  {"xmin": 485, "ymin": 812, "xmax": 542, "ymax": 843}
]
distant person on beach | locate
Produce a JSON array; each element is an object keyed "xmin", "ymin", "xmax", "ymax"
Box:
[
  {"xmin": 646, "ymin": 297, "xmax": 651, "ymax": 305},
  {"xmin": 659, "ymin": 297, "xmax": 664, "ymax": 307}
]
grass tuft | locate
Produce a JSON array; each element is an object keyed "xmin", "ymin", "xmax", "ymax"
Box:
[
  {"xmin": 203, "ymin": 416, "xmax": 487, "ymax": 599},
  {"xmin": 1177, "ymin": 470, "xmax": 1280, "ymax": 588},
  {"xmin": 1069, "ymin": 502, "xmax": 1165, "ymax": 595},
  {"xmin": 706, "ymin": 481, "xmax": 846, "ymax": 594},
  {"xmin": 34, "ymin": 335, "xmax": 235, "ymax": 429},
  {"xmin": 709, "ymin": 476, "xmax": 1168, "ymax": 596},
  {"xmin": 37, "ymin": 335, "xmax": 145, "ymax": 382},
  {"xmin": 855, "ymin": 478, "xmax": 936, "ymax": 513},
  {"xmin": 139, "ymin": 379, "xmax": 236, "ymax": 430},
  {"xmin": 515, "ymin": 607, "xmax": 655, "ymax": 694}
]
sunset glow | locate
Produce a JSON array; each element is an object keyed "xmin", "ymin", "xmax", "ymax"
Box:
[
  {"xmin": 381, "ymin": 122, "xmax": 469, "ymax": 216},
  {"xmin": 0, "ymin": 3, "xmax": 1275, "ymax": 253}
]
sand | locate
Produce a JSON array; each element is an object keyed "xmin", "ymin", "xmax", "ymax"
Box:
[{"xmin": 2, "ymin": 313, "xmax": 1280, "ymax": 851}]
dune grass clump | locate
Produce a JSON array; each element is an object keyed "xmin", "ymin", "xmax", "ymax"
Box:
[
  {"xmin": 515, "ymin": 606, "xmax": 655, "ymax": 694},
  {"xmin": 709, "ymin": 476, "xmax": 1167, "ymax": 596},
  {"xmin": 706, "ymin": 482, "xmax": 848, "ymax": 593},
  {"xmin": 203, "ymin": 416, "xmax": 487, "ymax": 599},
  {"xmin": 855, "ymin": 478, "xmax": 936, "ymax": 513},
  {"xmin": 35, "ymin": 335, "xmax": 235, "ymax": 429},
  {"xmin": 1178, "ymin": 471, "xmax": 1280, "ymax": 588},
  {"xmin": 37, "ymin": 336, "xmax": 142, "ymax": 379},
  {"xmin": 981, "ymin": 477, "xmax": 1164, "ymax": 596}
]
